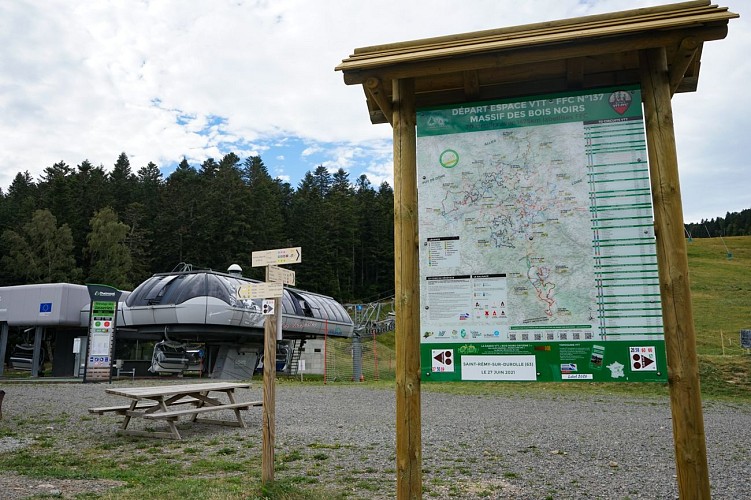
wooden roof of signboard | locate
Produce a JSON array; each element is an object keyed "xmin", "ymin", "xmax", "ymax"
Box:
[{"xmin": 336, "ymin": 0, "xmax": 738, "ymax": 125}]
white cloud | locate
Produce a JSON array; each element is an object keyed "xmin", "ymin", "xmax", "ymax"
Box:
[
  {"xmin": 301, "ymin": 145, "xmax": 324, "ymax": 157},
  {"xmin": 0, "ymin": 0, "xmax": 748, "ymax": 221}
]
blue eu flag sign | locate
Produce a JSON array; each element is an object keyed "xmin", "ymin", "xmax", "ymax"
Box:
[{"xmin": 39, "ymin": 302, "xmax": 53, "ymax": 314}]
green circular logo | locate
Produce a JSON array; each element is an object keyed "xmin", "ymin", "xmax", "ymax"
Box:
[{"xmin": 439, "ymin": 149, "xmax": 459, "ymax": 168}]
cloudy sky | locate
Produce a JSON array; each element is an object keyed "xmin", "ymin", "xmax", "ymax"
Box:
[{"xmin": 0, "ymin": 0, "xmax": 747, "ymax": 223}]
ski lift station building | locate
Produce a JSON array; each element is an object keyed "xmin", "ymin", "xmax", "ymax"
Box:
[{"xmin": 0, "ymin": 268, "xmax": 353, "ymax": 379}]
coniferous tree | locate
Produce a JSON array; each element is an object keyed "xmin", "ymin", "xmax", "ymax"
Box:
[
  {"xmin": 132, "ymin": 161, "xmax": 163, "ymax": 276},
  {"xmin": 312, "ymin": 165, "xmax": 332, "ymax": 197},
  {"xmin": 373, "ymin": 181, "xmax": 395, "ymax": 296},
  {"xmin": 70, "ymin": 160, "xmax": 111, "ymax": 267},
  {"xmin": 192, "ymin": 154, "xmax": 251, "ymax": 270},
  {"xmin": 3, "ymin": 172, "xmax": 38, "ymax": 232},
  {"xmin": 121, "ymin": 202, "xmax": 153, "ymax": 285},
  {"xmin": 38, "ymin": 161, "xmax": 76, "ymax": 230},
  {"xmin": 328, "ymin": 168, "xmax": 356, "ymax": 300},
  {"xmin": 290, "ymin": 171, "xmax": 337, "ymax": 294},
  {"xmin": 109, "ymin": 152, "xmax": 138, "ymax": 214},
  {"xmin": 244, "ymin": 156, "xmax": 286, "ymax": 268},
  {"xmin": 353, "ymin": 174, "xmax": 378, "ymax": 298},
  {"xmin": 153, "ymin": 158, "xmax": 200, "ymax": 271}
]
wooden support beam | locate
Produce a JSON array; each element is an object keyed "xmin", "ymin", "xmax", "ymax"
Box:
[
  {"xmin": 32, "ymin": 326, "xmax": 43, "ymax": 378},
  {"xmin": 640, "ymin": 46, "xmax": 710, "ymax": 500},
  {"xmin": 261, "ymin": 269, "xmax": 278, "ymax": 484},
  {"xmin": 669, "ymin": 37, "xmax": 700, "ymax": 94},
  {"xmin": 365, "ymin": 77, "xmax": 393, "ymax": 126},
  {"xmin": 392, "ymin": 77, "xmax": 422, "ymax": 500},
  {"xmin": 0, "ymin": 322, "xmax": 8, "ymax": 378},
  {"xmin": 566, "ymin": 58, "xmax": 585, "ymax": 89},
  {"xmin": 463, "ymin": 70, "xmax": 480, "ymax": 98}
]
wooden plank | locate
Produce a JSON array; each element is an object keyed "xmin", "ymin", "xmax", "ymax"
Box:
[
  {"xmin": 639, "ymin": 46, "xmax": 711, "ymax": 500},
  {"xmin": 141, "ymin": 401, "xmax": 262, "ymax": 419},
  {"xmin": 105, "ymin": 382, "xmax": 250, "ymax": 398},
  {"xmin": 350, "ymin": 1, "xmax": 716, "ymax": 57},
  {"xmin": 339, "ymin": 10, "xmax": 734, "ymax": 72},
  {"xmin": 88, "ymin": 397, "xmax": 200, "ymax": 414},
  {"xmin": 393, "ymin": 77, "xmax": 421, "ymax": 500},
  {"xmin": 88, "ymin": 403, "xmax": 159, "ymax": 415}
]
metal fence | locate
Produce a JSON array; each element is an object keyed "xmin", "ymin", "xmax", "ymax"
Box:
[{"xmin": 324, "ymin": 334, "xmax": 395, "ymax": 383}]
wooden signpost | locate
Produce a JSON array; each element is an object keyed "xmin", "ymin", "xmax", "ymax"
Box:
[
  {"xmin": 337, "ymin": 2, "xmax": 738, "ymax": 498},
  {"xmin": 250, "ymin": 247, "xmax": 300, "ymax": 484}
]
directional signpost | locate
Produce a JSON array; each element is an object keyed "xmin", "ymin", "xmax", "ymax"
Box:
[
  {"xmin": 252, "ymin": 246, "xmax": 301, "ymax": 267},
  {"xmin": 251, "ymin": 247, "xmax": 301, "ymax": 485},
  {"xmin": 237, "ymin": 282, "xmax": 283, "ymax": 300},
  {"xmin": 268, "ymin": 265, "xmax": 296, "ymax": 286}
]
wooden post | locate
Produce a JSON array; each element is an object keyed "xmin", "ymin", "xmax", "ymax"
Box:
[
  {"xmin": 32, "ymin": 326, "xmax": 43, "ymax": 378},
  {"xmin": 0, "ymin": 322, "xmax": 8, "ymax": 377},
  {"xmin": 262, "ymin": 267, "xmax": 277, "ymax": 484},
  {"xmin": 392, "ymin": 77, "xmax": 422, "ymax": 500},
  {"xmin": 640, "ymin": 46, "xmax": 710, "ymax": 500}
]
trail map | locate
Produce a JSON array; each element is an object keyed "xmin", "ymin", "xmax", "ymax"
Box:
[{"xmin": 416, "ymin": 86, "xmax": 667, "ymax": 383}]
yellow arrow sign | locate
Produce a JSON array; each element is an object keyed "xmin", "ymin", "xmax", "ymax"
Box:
[
  {"xmin": 236, "ymin": 281, "xmax": 283, "ymax": 299},
  {"xmin": 268, "ymin": 265, "xmax": 296, "ymax": 285},
  {"xmin": 252, "ymin": 247, "xmax": 302, "ymax": 267}
]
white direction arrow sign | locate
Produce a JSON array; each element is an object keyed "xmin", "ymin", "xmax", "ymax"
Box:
[
  {"xmin": 268, "ymin": 265, "xmax": 296, "ymax": 286},
  {"xmin": 236, "ymin": 281, "xmax": 283, "ymax": 299},
  {"xmin": 261, "ymin": 299, "xmax": 275, "ymax": 315},
  {"xmin": 252, "ymin": 247, "xmax": 302, "ymax": 267}
]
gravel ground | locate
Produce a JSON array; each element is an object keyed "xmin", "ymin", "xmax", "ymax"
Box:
[{"xmin": 0, "ymin": 380, "xmax": 750, "ymax": 499}]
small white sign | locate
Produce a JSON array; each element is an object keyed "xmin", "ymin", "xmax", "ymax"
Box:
[
  {"xmin": 431, "ymin": 349, "xmax": 455, "ymax": 372},
  {"xmin": 630, "ymin": 346, "xmax": 658, "ymax": 371},
  {"xmin": 262, "ymin": 299, "xmax": 275, "ymax": 315},
  {"xmin": 268, "ymin": 265, "xmax": 296, "ymax": 285},
  {"xmin": 298, "ymin": 359, "xmax": 306, "ymax": 372},
  {"xmin": 461, "ymin": 355, "xmax": 537, "ymax": 381},
  {"xmin": 562, "ymin": 373, "xmax": 593, "ymax": 380}
]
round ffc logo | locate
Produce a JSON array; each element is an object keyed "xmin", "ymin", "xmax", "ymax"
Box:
[
  {"xmin": 608, "ymin": 90, "xmax": 632, "ymax": 115},
  {"xmin": 439, "ymin": 149, "xmax": 459, "ymax": 168},
  {"xmin": 431, "ymin": 349, "xmax": 454, "ymax": 373}
]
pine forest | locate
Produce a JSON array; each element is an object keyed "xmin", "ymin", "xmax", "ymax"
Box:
[
  {"xmin": 0, "ymin": 153, "xmax": 395, "ymax": 303},
  {"xmin": 2, "ymin": 152, "xmax": 748, "ymax": 303}
]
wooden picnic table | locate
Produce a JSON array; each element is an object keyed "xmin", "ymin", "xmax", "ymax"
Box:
[{"xmin": 89, "ymin": 382, "xmax": 262, "ymax": 440}]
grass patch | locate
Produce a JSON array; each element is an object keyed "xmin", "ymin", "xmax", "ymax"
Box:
[{"xmin": 0, "ymin": 439, "xmax": 350, "ymax": 499}]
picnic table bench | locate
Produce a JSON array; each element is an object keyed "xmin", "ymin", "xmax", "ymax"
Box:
[{"xmin": 89, "ymin": 382, "xmax": 261, "ymax": 440}]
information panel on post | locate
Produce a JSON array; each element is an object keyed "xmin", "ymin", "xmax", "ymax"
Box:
[
  {"xmin": 83, "ymin": 284, "xmax": 122, "ymax": 383},
  {"xmin": 416, "ymin": 85, "xmax": 667, "ymax": 383}
]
